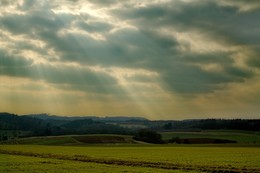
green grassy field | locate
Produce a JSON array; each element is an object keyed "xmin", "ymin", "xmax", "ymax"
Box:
[
  {"xmin": 2, "ymin": 130, "xmax": 260, "ymax": 146},
  {"xmin": 1, "ymin": 131, "xmax": 260, "ymax": 172},
  {"xmin": 0, "ymin": 153, "xmax": 194, "ymax": 173},
  {"xmin": 0, "ymin": 134, "xmax": 134, "ymax": 145},
  {"xmin": 1, "ymin": 144, "xmax": 260, "ymax": 173},
  {"xmin": 161, "ymin": 130, "xmax": 260, "ymax": 143}
]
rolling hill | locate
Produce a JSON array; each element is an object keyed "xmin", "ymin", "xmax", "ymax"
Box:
[{"xmin": 0, "ymin": 134, "xmax": 134, "ymax": 145}]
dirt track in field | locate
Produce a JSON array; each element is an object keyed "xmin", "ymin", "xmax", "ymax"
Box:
[{"xmin": 0, "ymin": 149, "xmax": 259, "ymax": 173}]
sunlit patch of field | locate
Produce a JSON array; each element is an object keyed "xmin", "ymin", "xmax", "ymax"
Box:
[{"xmin": 1, "ymin": 145, "xmax": 260, "ymax": 173}]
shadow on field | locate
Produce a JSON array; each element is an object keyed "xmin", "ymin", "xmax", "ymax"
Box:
[{"xmin": 169, "ymin": 137, "xmax": 237, "ymax": 144}]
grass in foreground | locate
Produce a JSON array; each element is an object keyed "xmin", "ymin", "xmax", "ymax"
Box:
[
  {"xmin": 0, "ymin": 154, "xmax": 199, "ymax": 173},
  {"xmin": 1, "ymin": 145, "xmax": 260, "ymax": 173}
]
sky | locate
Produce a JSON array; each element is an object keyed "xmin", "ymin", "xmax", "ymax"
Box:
[{"xmin": 0, "ymin": 0, "xmax": 260, "ymax": 120}]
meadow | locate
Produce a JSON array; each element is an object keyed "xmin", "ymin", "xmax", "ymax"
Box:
[
  {"xmin": 1, "ymin": 130, "xmax": 260, "ymax": 172},
  {"xmin": 161, "ymin": 130, "xmax": 260, "ymax": 144},
  {"xmin": 0, "ymin": 153, "xmax": 193, "ymax": 173},
  {"xmin": 1, "ymin": 144, "xmax": 260, "ymax": 173}
]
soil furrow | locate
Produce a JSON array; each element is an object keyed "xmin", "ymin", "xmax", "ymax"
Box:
[{"xmin": 0, "ymin": 149, "xmax": 258, "ymax": 173}]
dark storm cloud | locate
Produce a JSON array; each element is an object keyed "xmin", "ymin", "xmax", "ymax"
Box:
[
  {"xmin": 109, "ymin": 0, "xmax": 260, "ymax": 93},
  {"xmin": 37, "ymin": 64, "xmax": 123, "ymax": 95},
  {"xmin": 126, "ymin": 74, "xmax": 158, "ymax": 83},
  {"xmin": 160, "ymin": 64, "xmax": 248, "ymax": 94},
  {"xmin": 39, "ymin": 26, "xmax": 178, "ymax": 68},
  {"xmin": 248, "ymin": 58, "xmax": 260, "ymax": 68},
  {"xmin": 224, "ymin": 66, "xmax": 254, "ymax": 78},
  {"xmin": 0, "ymin": 11, "xmax": 73, "ymax": 36},
  {"xmin": 0, "ymin": 49, "xmax": 33, "ymax": 67},
  {"xmin": 176, "ymin": 52, "xmax": 234, "ymax": 64},
  {"xmin": 246, "ymin": 47, "xmax": 260, "ymax": 68},
  {"xmin": 77, "ymin": 21, "xmax": 113, "ymax": 33},
  {"xmin": 88, "ymin": 0, "xmax": 119, "ymax": 7},
  {"xmin": 112, "ymin": 1, "xmax": 260, "ymax": 45},
  {"xmin": 0, "ymin": 48, "xmax": 120, "ymax": 95},
  {"xmin": 0, "ymin": 0, "xmax": 259, "ymax": 95}
]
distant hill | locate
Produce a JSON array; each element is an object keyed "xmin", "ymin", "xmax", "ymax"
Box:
[
  {"xmin": 23, "ymin": 114, "xmax": 91, "ymax": 121},
  {"xmin": 156, "ymin": 119, "xmax": 260, "ymax": 131},
  {"xmin": 1, "ymin": 112, "xmax": 260, "ymax": 142},
  {"xmin": 0, "ymin": 113, "xmax": 135, "ymax": 141},
  {"xmin": 24, "ymin": 114, "xmax": 148, "ymax": 122},
  {"xmin": 0, "ymin": 112, "xmax": 48, "ymax": 133}
]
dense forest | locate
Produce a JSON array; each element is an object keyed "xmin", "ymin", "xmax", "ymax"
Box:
[
  {"xmin": 1, "ymin": 112, "xmax": 260, "ymax": 141},
  {"xmin": 158, "ymin": 119, "xmax": 260, "ymax": 131},
  {"xmin": 0, "ymin": 113, "xmax": 135, "ymax": 139}
]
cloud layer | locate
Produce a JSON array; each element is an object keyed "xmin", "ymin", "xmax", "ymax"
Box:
[{"xmin": 1, "ymin": 0, "xmax": 260, "ymax": 119}]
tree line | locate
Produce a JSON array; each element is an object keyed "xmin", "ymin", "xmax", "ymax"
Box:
[
  {"xmin": 160, "ymin": 119, "xmax": 260, "ymax": 131},
  {"xmin": 1, "ymin": 113, "xmax": 259, "ymax": 143}
]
